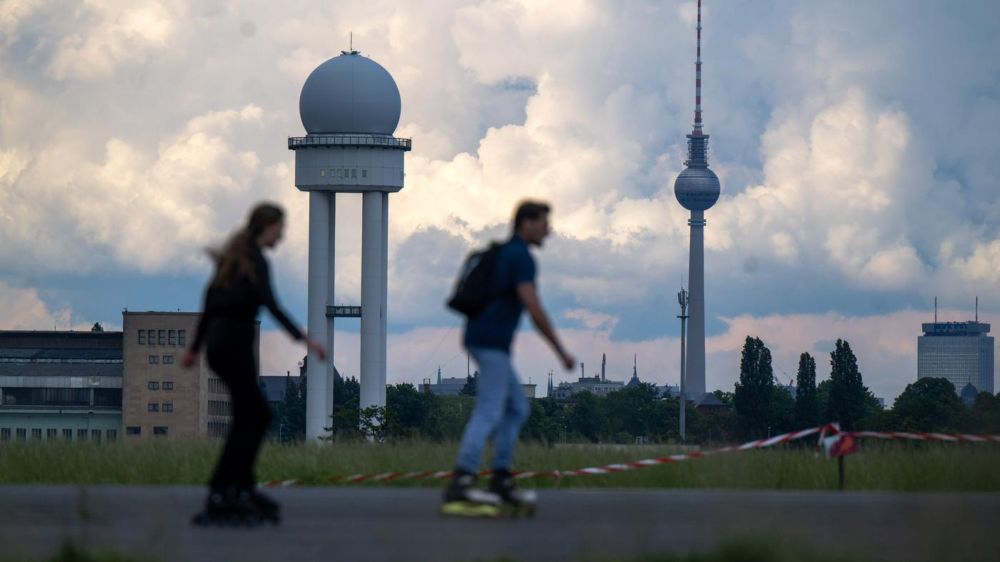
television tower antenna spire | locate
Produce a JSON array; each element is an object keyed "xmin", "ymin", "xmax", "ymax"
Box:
[{"xmin": 693, "ymin": 0, "xmax": 704, "ymax": 134}]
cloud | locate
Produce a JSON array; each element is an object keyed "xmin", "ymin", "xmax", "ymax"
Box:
[
  {"xmin": 47, "ymin": 0, "xmax": 178, "ymax": 80},
  {"xmin": 0, "ymin": 280, "xmax": 89, "ymax": 330},
  {"xmin": 1, "ymin": 1, "xmax": 998, "ymax": 402}
]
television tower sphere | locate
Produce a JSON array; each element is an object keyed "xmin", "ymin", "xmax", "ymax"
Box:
[
  {"xmin": 674, "ymin": 166, "xmax": 720, "ymax": 212},
  {"xmin": 299, "ymin": 51, "xmax": 402, "ymax": 135}
]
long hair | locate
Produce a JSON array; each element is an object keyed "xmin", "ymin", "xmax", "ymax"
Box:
[{"xmin": 210, "ymin": 203, "xmax": 284, "ymax": 288}]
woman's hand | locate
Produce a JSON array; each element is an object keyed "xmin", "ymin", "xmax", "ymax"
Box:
[
  {"xmin": 181, "ymin": 350, "xmax": 198, "ymax": 369},
  {"xmin": 306, "ymin": 337, "xmax": 327, "ymax": 361}
]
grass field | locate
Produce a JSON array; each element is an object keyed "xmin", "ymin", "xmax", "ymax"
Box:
[{"xmin": 1, "ymin": 439, "xmax": 998, "ymax": 492}]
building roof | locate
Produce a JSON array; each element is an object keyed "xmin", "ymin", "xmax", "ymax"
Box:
[
  {"xmin": 259, "ymin": 375, "xmax": 296, "ymax": 403},
  {"xmin": 0, "ymin": 331, "xmax": 123, "ymax": 350},
  {"xmin": 0, "ymin": 330, "xmax": 123, "ymax": 378},
  {"xmin": 693, "ymin": 393, "xmax": 728, "ymax": 409},
  {"xmin": 961, "ymin": 382, "xmax": 979, "ymax": 404}
]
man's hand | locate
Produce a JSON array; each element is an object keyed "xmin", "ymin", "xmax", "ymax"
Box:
[
  {"xmin": 181, "ymin": 350, "xmax": 197, "ymax": 369},
  {"xmin": 306, "ymin": 337, "xmax": 327, "ymax": 361}
]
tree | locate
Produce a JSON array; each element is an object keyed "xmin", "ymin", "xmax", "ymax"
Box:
[
  {"xmin": 734, "ymin": 336, "xmax": 775, "ymax": 439},
  {"xmin": 385, "ymin": 383, "xmax": 432, "ymax": 439},
  {"xmin": 826, "ymin": 339, "xmax": 867, "ymax": 430},
  {"xmin": 90, "ymin": 322, "xmax": 104, "ymax": 332},
  {"xmin": 329, "ymin": 374, "xmax": 362, "ymax": 439},
  {"xmin": 892, "ymin": 378, "xmax": 962, "ymax": 432},
  {"xmin": 566, "ymin": 392, "xmax": 604, "ymax": 442},
  {"xmin": 521, "ymin": 398, "xmax": 563, "ymax": 445},
  {"xmin": 603, "ymin": 383, "xmax": 660, "ymax": 440},
  {"xmin": 276, "ymin": 375, "xmax": 305, "ymax": 442},
  {"xmin": 460, "ymin": 372, "xmax": 478, "ymax": 397},
  {"xmin": 794, "ymin": 352, "xmax": 818, "ymax": 428},
  {"xmin": 964, "ymin": 392, "xmax": 1000, "ymax": 433}
]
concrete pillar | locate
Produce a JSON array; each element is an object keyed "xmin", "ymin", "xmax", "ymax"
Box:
[
  {"xmin": 306, "ymin": 192, "xmax": 330, "ymax": 441},
  {"xmin": 686, "ymin": 210, "xmax": 706, "ymax": 398},
  {"xmin": 380, "ymin": 193, "xmax": 389, "ymax": 388},
  {"xmin": 360, "ymin": 191, "xmax": 387, "ymax": 411},
  {"xmin": 325, "ymin": 194, "xmax": 336, "ymax": 427}
]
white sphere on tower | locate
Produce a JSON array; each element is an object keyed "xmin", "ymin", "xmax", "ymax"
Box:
[{"xmin": 299, "ymin": 52, "xmax": 401, "ymax": 135}]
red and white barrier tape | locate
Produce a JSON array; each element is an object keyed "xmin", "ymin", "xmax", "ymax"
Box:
[{"xmin": 261, "ymin": 424, "xmax": 1000, "ymax": 488}]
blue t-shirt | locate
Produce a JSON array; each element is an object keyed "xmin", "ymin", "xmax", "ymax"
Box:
[{"xmin": 463, "ymin": 236, "xmax": 536, "ymax": 352}]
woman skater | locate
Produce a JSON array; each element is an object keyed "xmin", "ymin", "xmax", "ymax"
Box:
[{"xmin": 183, "ymin": 202, "xmax": 325, "ymax": 526}]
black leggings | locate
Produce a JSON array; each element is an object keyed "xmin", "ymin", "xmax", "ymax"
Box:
[{"xmin": 205, "ymin": 322, "xmax": 271, "ymax": 492}]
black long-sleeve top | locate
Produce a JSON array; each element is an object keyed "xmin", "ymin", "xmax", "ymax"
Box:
[{"xmin": 190, "ymin": 244, "xmax": 304, "ymax": 352}]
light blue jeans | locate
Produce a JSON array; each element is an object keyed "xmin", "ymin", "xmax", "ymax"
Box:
[{"xmin": 455, "ymin": 347, "xmax": 530, "ymax": 474}]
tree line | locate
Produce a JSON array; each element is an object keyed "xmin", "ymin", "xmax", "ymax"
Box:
[{"xmin": 267, "ymin": 336, "xmax": 1000, "ymax": 443}]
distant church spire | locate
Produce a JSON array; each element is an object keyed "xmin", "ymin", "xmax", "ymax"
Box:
[
  {"xmin": 601, "ymin": 353, "xmax": 607, "ymax": 381},
  {"xmin": 437, "ymin": 366, "xmax": 442, "ymax": 385},
  {"xmin": 627, "ymin": 353, "xmax": 641, "ymax": 387}
]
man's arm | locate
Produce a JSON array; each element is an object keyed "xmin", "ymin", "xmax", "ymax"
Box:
[{"xmin": 517, "ymin": 281, "xmax": 575, "ymax": 370}]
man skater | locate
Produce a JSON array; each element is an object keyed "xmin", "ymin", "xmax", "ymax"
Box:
[{"xmin": 443, "ymin": 200, "xmax": 575, "ymax": 516}]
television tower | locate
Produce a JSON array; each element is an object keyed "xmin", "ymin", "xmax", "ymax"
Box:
[
  {"xmin": 290, "ymin": 49, "xmax": 411, "ymax": 440},
  {"xmin": 673, "ymin": 0, "xmax": 720, "ymax": 399}
]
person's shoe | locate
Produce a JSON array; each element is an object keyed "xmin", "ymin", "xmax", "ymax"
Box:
[
  {"xmin": 489, "ymin": 469, "xmax": 537, "ymax": 517},
  {"xmin": 440, "ymin": 470, "xmax": 501, "ymax": 517},
  {"xmin": 249, "ymin": 487, "xmax": 281, "ymax": 525},
  {"xmin": 191, "ymin": 487, "xmax": 266, "ymax": 527}
]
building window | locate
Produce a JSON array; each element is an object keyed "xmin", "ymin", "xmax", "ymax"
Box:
[
  {"xmin": 148, "ymin": 381, "xmax": 159, "ymax": 391},
  {"xmin": 163, "ymin": 381, "xmax": 174, "ymax": 391},
  {"xmin": 149, "ymin": 355, "xmax": 159, "ymax": 365},
  {"xmin": 320, "ymin": 169, "xmax": 326, "ymax": 177},
  {"xmin": 138, "ymin": 330, "xmax": 146, "ymax": 345},
  {"xmin": 153, "ymin": 426, "xmax": 168, "ymax": 436},
  {"xmin": 351, "ymin": 168, "xmax": 357, "ymax": 178},
  {"xmin": 31, "ymin": 428, "xmax": 42, "ymax": 440},
  {"xmin": 148, "ymin": 402, "xmax": 159, "ymax": 412},
  {"xmin": 106, "ymin": 429, "xmax": 117, "ymax": 442},
  {"xmin": 1, "ymin": 428, "xmax": 9, "ymax": 441},
  {"xmin": 158, "ymin": 330, "xmax": 166, "ymax": 345},
  {"xmin": 162, "ymin": 355, "xmax": 174, "ymax": 365},
  {"xmin": 16, "ymin": 428, "xmax": 26, "ymax": 441},
  {"xmin": 46, "ymin": 429, "xmax": 57, "ymax": 440},
  {"xmin": 91, "ymin": 430, "xmax": 101, "ymax": 443},
  {"xmin": 208, "ymin": 422, "xmax": 229, "ymax": 437},
  {"xmin": 209, "ymin": 377, "xmax": 226, "ymax": 394},
  {"xmin": 178, "ymin": 330, "xmax": 186, "ymax": 346},
  {"xmin": 168, "ymin": 330, "xmax": 176, "ymax": 345},
  {"xmin": 147, "ymin": 329, "xmax": 156, "ymax": 346},
  {"xmin": 63, "ymin": 429, "xmax": 72, "ymax": 440},
  {"xmin": 126, "ymin": 426, "xmax": 141, "ymax": 436},
  {"xmin": 361, "ymin": 169, "xmax": 367, "ymax": 178},
  {"xmin": 76, "ymin": 429, "xmax": 87, "ymax": 440},
  {"xmin": 162, "ymin": 402, "xmax": 173, "ymax": 413}
]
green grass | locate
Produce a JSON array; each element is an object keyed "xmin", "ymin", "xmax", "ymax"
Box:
[{"xmin": 1, "ymin": 439, "xmax": 998, "ymax": 492}]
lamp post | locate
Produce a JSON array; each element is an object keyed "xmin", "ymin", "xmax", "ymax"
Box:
[{"xmin": 678, "ymin": 288, "xmax": 689, "ymax": 442}]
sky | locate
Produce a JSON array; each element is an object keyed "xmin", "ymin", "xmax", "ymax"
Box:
[{"xmin": 1, "ymin": 0, "xmax": 998, "ymax": 402}]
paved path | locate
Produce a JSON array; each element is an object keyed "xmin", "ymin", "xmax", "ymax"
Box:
[{"xmin": 1, "ymin": 485, "xmax": 997, "ymax": 562}]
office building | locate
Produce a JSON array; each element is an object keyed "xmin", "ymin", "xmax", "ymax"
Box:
[
  {"xmin": 0, "ymin": 329, "xmax": 122, "ymax": 442},
  {"xmin": 917, "ymin": 321, "xmax": 994, "ymax": 395},
  {"xmin": 121, "ymin": 311, "xmax": 236, "ymax": 439}
]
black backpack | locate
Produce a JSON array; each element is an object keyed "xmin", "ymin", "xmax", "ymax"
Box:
[{"xmin": 447, "ymin": 242, "xmax": 503, "ymax": 317}]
